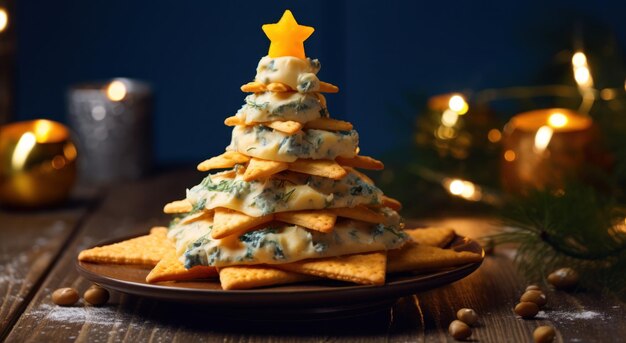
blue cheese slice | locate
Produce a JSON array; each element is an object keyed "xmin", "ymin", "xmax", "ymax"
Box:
[
  {"xmin": 186, "ymin": 170, "xmax": 382, "ymax": 217},
  {"xmin": 236, "ymin": 92, "xmax": 326, "ymax": 124},
  {"xmin": 173, "ymin": 219, "xmax": 408, "ymax": 268},
  {"xmin": 255, "ymin": 56, "xmax": 321, "ymax": 92},
  {"xmin": 226, "ymin": 126, "xmax": 358, "ymax": 162}
]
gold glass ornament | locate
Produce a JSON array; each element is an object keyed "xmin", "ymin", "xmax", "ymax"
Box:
[{"xmin": 0, "ymin": 119, "xmax": 77, "ymax": 207}]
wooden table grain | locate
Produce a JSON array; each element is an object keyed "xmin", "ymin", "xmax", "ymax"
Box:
[{"xmin": 1, "ymin": 169, "xmax": 624, "ymax": 343}]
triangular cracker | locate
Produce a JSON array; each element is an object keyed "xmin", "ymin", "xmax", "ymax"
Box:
[
  {"xmin": 225, "ymin": 116, "xmax": 302, "ymax": 135},
  {"xmin": 266, "ymin": 120, "xmax": 302, "ymax": 134},
  {"xmin": 332, "ymin": 205, "xmax": 386, "ymax": 224},
  {"xmin": 224, "ymin": 116, "xmax": 244, "ymax": 126},
  {"xmin": 266, "ymin": 82, "xmax": 292, "ymax": 92},
  {"xmin": 387, "ymin": 243, "xmax": 483, "ymax": 273},
  {"xmin": 179, "ymin": 210, "xmax": 214, "ymax": 225},
  {"xmin": 319, "ymin": 81, "xmax": 339, "ymax": 93},
  {"xmin": 163, "ymin": 199, "xmax": 192, "ymax": 214},
  {"xmin": 243, "ymin": 158, "xmax": 289, "ymax": 181},
  {"xmin": 212, "ymin": 208, "xmax": 273, "ymax": 239},
  {"xmin": 336, "ymin": 155, "xmax": 384, "ymax": 170},
  {"xmin": 304, "ymin": 118, "xmax": 353, "ymax": 131},
  {"xmin": 241, "ymin": 81, "xmax": 266, "ymax": 93},
  {"xmin": 288, "ymin": 159, "xmax": 347, "ymax": 179},
  {"xmin": 275, "ymin": 210, "xmax": 337, "ymax": 233},
  {"xmin": 277, "ymin": 251, "xmax": 387, "ymax": 285},
  {"xmin": 219, "ymin": 265, "xmax": 314, "ymax": 290},
  {"xmin": 78, "ymin": 227, "xmax": 170, "ymax": 265},
  {"xmin": 146, "ymin": 250, "xmax": 217, "ymax": 283},
  {"xmin": 381, "ymin": 195, "xmax": 402, "ymax": 210},
  {"xmin": 197, "ymin": 151, "xmax": 250, "ymax": 172},
  {"xmin": 405, "ymin": 227, "xmax": 455, "ymax": 248}
]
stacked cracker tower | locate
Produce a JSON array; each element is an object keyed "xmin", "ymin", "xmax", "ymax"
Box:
[
  {"xmin": 77, "ymin": 11, "xmax": 484, "ymax": 289},
  {"xmin": 160, "ymin": 10, "xmax": 410, "ymax": 289}
]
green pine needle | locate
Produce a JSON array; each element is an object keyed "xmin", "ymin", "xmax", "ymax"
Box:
[{"xmin": 489, "ymin": 184, "xmax": 626, "ymax": 297}]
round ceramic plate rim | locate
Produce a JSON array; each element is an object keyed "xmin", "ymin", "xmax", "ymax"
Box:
[{"xmin": 76, "ymin": 233, "xmax": 484, "ymax": 305}]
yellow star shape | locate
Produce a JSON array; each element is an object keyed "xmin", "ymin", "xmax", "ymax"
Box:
[{"xmin": 262, "ymin": 10, "xmax": 314, "ymax": 59}]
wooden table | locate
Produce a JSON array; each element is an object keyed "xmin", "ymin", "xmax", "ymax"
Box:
[{"xmin": 1, "ymin": 169, "xmax": 624, "ymax": 343}]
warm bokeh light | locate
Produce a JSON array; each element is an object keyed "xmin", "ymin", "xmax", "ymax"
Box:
[
  {"xmin": 487, "ymin": 129, "xmax": 502, "ymax": 143},
  {"xmin": 436, "ymin": 125, "xmax": 457, "ymax": 140},
  {"xmin": 444, "ymin": 178, "xmax": 482, "ymax": 201},
  {"xmin": 63, "ymin": 143, "xmax": 78, "ymax": 160},
  {"xmin": 574, "ymin": 67, "xmax": 592, "ymax": 87},
  {"xmin": 571, "ymin": 51, "xmax": 587, "ymax": 68},
  {"xmin": 572, "ymin": 51, "xmax": 593, "ymax": 88},
  {"xmin": 600, "ymin": 88, "xmax": 616, "ymax": 101},
  {"xmin": 0, "ymin": 8, "xmax": 7, "ymax": 33},
  {"xmin": 441, "ymin": 109, "xmax": 459, "ymax": 127},
  {"xmin": 448, "ymin": 95, "xmax": 468, "ymax": 114},
  {"xmin": 11, "ymin": 133, "xmax": 36, "ymax": 170},
  {"xmin": 504, "ymin": 150, "xmax": 516, "ymax": 162},
  {"xmin": 51, "ymin": 155, "xmax": 66, "ymax": 169},
  {"xmin": 547, "ymin": 112, "xmax": 568, "ymax": 128},
  {"xmin": 534, "ymin": 125, "xmax": 553, "ymax": 152},
  {"xmin": 106, "ymin": 80, "xmax": 127, "ymax": 101}
]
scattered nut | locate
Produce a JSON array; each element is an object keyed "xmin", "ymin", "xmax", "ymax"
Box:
[
  {"xmin": 533, "ymin": 325, "xmax": 556, "ymax": 343},
  {"xmin": 526, "ymin": 284, "xmax": 541, "ymax": 291},
  {"xmin": 514, "ymin": 301, "xmax": 539, "ymax": 319},
  {"xmin": 520, "ymin": 290, "xmax": 547, "ymax": 307},
  {"xmin": 449, "ymin": 320, "xmax": 472, "ymax": 340},
  {"xmin": 52, "ymin": 287, "xmax": 79, "ymax": 306},
  {"xmin": 456, "ymin": 308, "xmax": 479, "ymax": 326},
  {"xmin": 547, "ymin": 268, "xmax": 579, "ymax": 290},
  {"xmin": 84, "ymin": 285, "xmax": 110, "ymax": 306}
]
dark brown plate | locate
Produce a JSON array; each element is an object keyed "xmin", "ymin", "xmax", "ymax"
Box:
[{"xmin": 76, "ymin": 234, "xmax": 484, "ymax": 320}]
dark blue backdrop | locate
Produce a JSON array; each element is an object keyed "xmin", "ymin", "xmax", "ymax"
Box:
[{"xmin": 13, "ymin": 0, "xmax": 626, "ymax": 163}]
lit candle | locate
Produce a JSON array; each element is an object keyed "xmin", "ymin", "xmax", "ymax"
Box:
[
  {"xmin": 501, "ymin": 108, "xmax": 598, "ymax": 193},
  {"xmin": 67, "ymin": 78, "xmax": 152, "ymax": 183}
]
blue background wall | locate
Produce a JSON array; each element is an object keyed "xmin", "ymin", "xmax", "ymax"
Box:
[{"xmin": 12, "ymin": 0, "xmax": 626, "ymax": 164}]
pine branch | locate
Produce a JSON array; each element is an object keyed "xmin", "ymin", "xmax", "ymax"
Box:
[{"xmin": 489, "ymin": 184, "xmax": 626, "ymax": 298}]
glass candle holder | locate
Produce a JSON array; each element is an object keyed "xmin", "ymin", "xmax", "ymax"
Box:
[
  {"xmin": 67, "ymin": 78, "xmax": 152, "ymax": 184},
  {"xmin": 501, "ymin": 108, "xmax": 595, "ymax": 194}
]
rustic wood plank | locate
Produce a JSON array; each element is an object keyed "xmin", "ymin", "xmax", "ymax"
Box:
[
  {"xmin": 0, "ymin": 205, "xmax": 88, "ymax": 338},
  {"xmin": 5, "ymin": 171, "xmax": 626, "ymax": 342}
]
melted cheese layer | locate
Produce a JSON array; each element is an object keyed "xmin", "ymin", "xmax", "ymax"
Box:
[
  {"xmin": 186, "ymin": 170, "xmax": 383, "ymax": 217},
  {"xmin": 236, "ymin": 92, "xmax": 326, "ymax": 124},
  {"xmin": 255, "ymin": 56, "xmax": 321, "ymax": 92},
  {"xmin": 227, "ymin": 126, "xmax": 358, "ymax": 162},
  {"xmin": 168, "ymin": 218, "xmax": 408, "ymax": 268}
]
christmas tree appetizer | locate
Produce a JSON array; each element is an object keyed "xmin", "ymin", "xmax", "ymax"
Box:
[{"xmin": 78, "ymin": 10, "xmax": 482, "ymax": 291}]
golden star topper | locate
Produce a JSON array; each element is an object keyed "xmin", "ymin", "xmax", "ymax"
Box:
[{"xmin": 262, "ymin": 10, "xmax": 314, "ymax": 59}]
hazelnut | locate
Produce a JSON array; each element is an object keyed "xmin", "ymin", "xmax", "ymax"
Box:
[
  {"xmin": 449, "ymin": 320, "xmax": 472, "ymax": 340},
  {"xmin": 514, "ymin": 302, "xmax": 539, "ymax": 319},
  {"xmin": 52, "ymin": 287, "xmax": 79, "ymax": 306}
]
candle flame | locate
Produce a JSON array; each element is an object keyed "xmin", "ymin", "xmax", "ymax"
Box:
[
  {"xmin": 11, "ymin": 132, "xmax": 37, "ymax": 170},
  {"xmin": 534, "ymin": 125, "xmax": 553, "ymax": 152},
  {"xmin": 106, "ymin": 80, "xmax": 127, "ymax": 101},
  {"xmin": 34, "ymin": 120, "xmax": 53, "ymax": 143},
  {"xmin": 547, "ymin": 112, "xmax": 568, "ymax": 128},
  {"xmin": 0, "ymin": 8, "xmax": 7, "ymax": 33}
]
